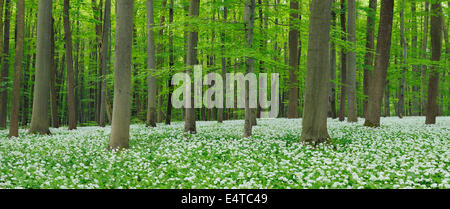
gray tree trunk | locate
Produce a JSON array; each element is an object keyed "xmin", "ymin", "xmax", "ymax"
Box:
[
  {"xmin": 108, "ymin": 0, "xmax": 134, "ymax": 150},
  {"xmin": 63, "ymin": 0, "xmax": 77, "ymax": 130},
  {"xmin": 398, "ymin": 0, "xmax": 407, "ymax": 119},
  {"xmin": 288, "ymin": 0, "xmax": 299, "ymax": 118},
  {"xmin": 364, "ymin": 0, "xmax": 395, "ymax": 127},
  {"xmin": 363, "ymin": 0, "xmax": 377, "ymax": 118},
  {"xmin": 346, "ymin": 0, "xmax": 357, "ymax": 122},
  {"xmin": 338, "ymin": 0, "xmax": 346, "ymax": 122},
  {"xmin": 0, "ymin": 0, "xmax": 11, "ymax": 129},
  {"xmin": 300, "ymin": 0, "xmax": 332, "ymax": 145},
  {"xmin": 99, "ymin": 0, "xmax": 111, "ymax": 127},
  {"xmin": 29, "ymin": 0, "xmax": 53, "ymax": 134},
  {"xmin": 146, "ymin": 0, "xmax": 157, "ymax": 127},
  {"xmin": 243, "ymin": 0, "xmax": 255, "ymax": 137},
  {"xmin": 425, "ymin": 2, "xmax": 442, "ymax": 124},
  {"xmin": 9, "ymin": 0, "xmax": 25, "ymax": 137},
  {"xmin": 185, "ymin": 0, "xmax": 199, "ymax": 134},
  {"xmin": 421, "ymin": 2, "xmax": 429, "ymax": 116}
]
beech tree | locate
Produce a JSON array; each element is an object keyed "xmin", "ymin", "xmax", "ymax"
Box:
[
  {"xmin": 300, "ymin": 0, "xmax": 332, "ymax": 145},
  {"xmin": 346, "ymin": 0, "xmax": 357, "ymax": 122},
  {"xmin": 146, "ymin": 0, "xmax": 157, "ymax": 127},
  {"xmin": 29, "ymin": 0, "xmax": 53, "ymax": 134},
  {"xmin": 108, "ymin": 0, "xmax": 134, "ymax": 150},
  {"xmin": 63, "ymin": 0, "xmax": 77, "ymax": 130},
  {"xmin": 185, "ymin": 0, "xmax": 199, "ymax": 134},
  {"xmin": 364, "ymin": 0, "xmax": 395, "ymax": 127},
  {"xmin": 425, "ymin": 2, "xmax": 442, "ymax": 125},
  {"xmin": 9, "ymin": 0, "xmax": 25, "ymax": 137}
]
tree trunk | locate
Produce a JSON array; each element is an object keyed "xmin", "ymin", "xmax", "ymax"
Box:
[
  {"xmin": 50, "ymin": 18, "xmax": 59, "ymax": 128},
  {"xmin": 99, "ymin": 0, "xmax": 111, "ymax": 127},
  {"xmin": 0, "ymin": 0, "xmax": 11, "ymax": 129},
  {"xmin": 29, "ymin": 0, "xmax": 53, "ymax": 134},
  {"xmin": 398, "ymin": 0, "xmax": 407, "ymax": 119},
  {"xmin": 165, "ymin": 0, "xmax": 174, "ymax": 125},
  {"xmin": 184, "ymin": 0, "xmax": 199, "ymax": 134},
  {"xmin": 364, "ymin": 0, "xmax": 394, "ymax": 127},
  {"xmin": 287, "ymin": 0, "xmax": 299, "ymax": 118},
  {"xmin": 300, "ymin": 0, "xmax": 332, "ymax": 145},
  {"xmin": 63, "ymin": 0, "xmax": 77, "ymax": 130},
  {"xmin": 421, "ymin": 2, "xmax": 429, "ymax": 116},
  {"xmin": 329, "ymin": 1, "xmax": 337, "ymax": 119},
  {"xmin": 146, "ymin": 0, "xmax": 157, "ymax": 127},
  {"xmin": 108, "ymin": 0, "xmax": 134, "ymax": 150},
  {"xmin": 411, "ymin": 1, "xmax": 420, "ymax": 116},
  {"xmin": 425, "ymin": 2, "xmax": 442, "ymax": 125},
  {"xmin": 346, "ymin": 0, "xmax": 357, "ymax": 122},
  {"xmin": 338, "ymin": 0, "xmax": 346, "ymax": 122},
  {"xmin": 243, "ymin": 0, "xmax": 255, "ymax": 137},
  {"xmin": 363, "ymin": 0, "xmax": 377, "ymax": 118},
  {"xmin": 218, "ymin": 5, "xmax": 227, "ymax": 123},
  {"xmin": 9, "ymin": 0, "xmax": 25, "ymax": 137}
]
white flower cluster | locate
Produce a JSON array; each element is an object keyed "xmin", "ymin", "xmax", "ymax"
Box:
[{"xmin": 0, "ymin": 116, "xmax": 448, "ymax": 189}]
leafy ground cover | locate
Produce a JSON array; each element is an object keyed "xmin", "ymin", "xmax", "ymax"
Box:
[{"xmin": 0, "ymin": 117, "xmax": 448, "ymax": 189}]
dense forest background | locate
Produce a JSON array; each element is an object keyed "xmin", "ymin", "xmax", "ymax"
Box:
[{"xmin": 0, "ymin": 0, "xmax": 448, "ymax": 132}]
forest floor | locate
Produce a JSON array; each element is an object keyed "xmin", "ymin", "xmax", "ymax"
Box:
[{"xmin": 0, "ymin": 117, "xmax": 449, "ymax": 189}]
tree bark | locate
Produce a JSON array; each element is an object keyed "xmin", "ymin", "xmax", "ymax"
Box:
[
  {"xmin": 99, "ymin": 0, "xmax": 111, "ymax": 127},
  {"xmin": 9, "ymin": 0, "xmax": 25, "ymax": 137},
  {"xmin": 243, "ymin": 0, "xmax": 256, "ymax": 137},
  {"xmin": 346, "ymin": 0, "xmax": 357, "ymax": 122},
  {"xmin": 338, "ymin": 0, "xmax": 346, "ymax": 122},
  {"xmin": 363, "ymin": 0, "xmax": 377, "ymax": 118},
  {"xmin": 185, "ymin": 0, "xmax": 199, "ymax": 134},
  {"xmin": 165, "ymin": 0, "xmax": 174, "ymax": 125},
  {"xmin": 329, "ymin": 1, "xmax": 337, "ymax": 119},
  {"xmin": 398, "ymin": 0, "xmax": 407, "ymax": 119},
  {"xmin": 425, "ymin": 2, "xmax": 442, "ymax": 125},
  {"xmin": 288, "ymin": 0, "xmax": 299, "ymax": 118},
  {"xmin": 421, "ymin": 2, "xmax": 429, "ymax": 116},
  {"xmin": 108, "ymin": 0, "xmax": 134, "ymax": 150},
  {"xmin": 364, "ymin": 0, "xmax": 394, "ymax": 127},
  {"xmin": 0, "ymin": 0, "xmax": 11, "ymax": 129},
  {"xmin": 218, "ymin": 5, "xmax": 227, "ymax": 123},
  {"xmin": 29, "ymin": 0, "xmax": 53, "ymax": 134},
  {"xmin": 146, "ymin": 0, "xmax": 157, "ymax": 127},
  {"xmin": 300, "ymin": 0, "xmax": 332, "ymax": 145},
  {"xmin": 63, "ymin": 0, "xmax": 77, "ymax": 130}
]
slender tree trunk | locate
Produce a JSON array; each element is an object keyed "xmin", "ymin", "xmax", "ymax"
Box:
[
  {"xmin": 364, "ymin": 0, "xmax": 395, "ymax": 127},
  {"xmin": 165, "ymin": 0, "xmax": 174, "ymax": 125},
  {"xmin": 185, "ymin": 0, "xmax": 199, "ymax": 134},
  {"xmin": 218, "ymin": 5, "xmax": 227, "ymax": 123},
  {"xmin": 243, "ymin": 0, "xmax": 255, "ymax": 137},
  {"xmin": 29, "ymin": 0, "xmax": 53, "ymax": 134},
  {"xmin": 346, "ymin": 0, "xmax": 357, "ymax": 122},
  {"xmin": 300, "ymin": 0, "xmax": 332, "ymax": 145},
  {"xmin": 338, "ymin": 0, "xmax": 346, "ymax": 121},
  {"xmin": 63, "ymin": 0, "xmax": 77, "ymax": 130},
  {"xmin": 329, "ymin": 1, "xmax": 337, "ymax": 119},
  {"xmin": 425, "ymin": 2, "xmax": 442, "ymax": 124},
  {"xmin": 287, "ymin": 0, "xmax": 299, "ymax": 118},
  {"xmin": 9, "ymin": 0, "xmax": 25, "ymax": 137},
  {"xmin": 0, "ymin": 0, "xmax": 11, "ymax": 129},
  {"xmin": 363, "ymin": 0, "xmax": 377, "ymax": 118},
  {"xmin": 50, "ymin": 18, "xmax": 59, "ymax": 128},
  {"xmin": 421, "ymin": 2, "xmax": 429, "ymax": 115},
  {"xmin": 398, "ymin": 0, "xmax": 407, "ymax": 119},
  {"xmin": 146, "ymin": 0, "xmax": 157, "ymax": 127},
  {"xmin": 411, "ymin": 1, "xmax": 420, "ymax": 116},
  {"xmin": 99, "ymin": 0, "xmax": 111, "ymax": 127},
  {"xmin": 108, "ymin": 0, "xmax": 134, "ymax": 150}
]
